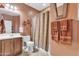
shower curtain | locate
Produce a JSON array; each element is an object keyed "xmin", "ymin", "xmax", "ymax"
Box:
[
  {"xmin": 31, "ymin": 11, "xmax": 49, "ymax": 51},
  {"xmin": 32, "ymin": 14, "xmax": 41, "ymax": 48}
]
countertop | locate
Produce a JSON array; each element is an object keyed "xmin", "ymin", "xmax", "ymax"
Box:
[{"xmin": 0, "ymin": 33, "xmax": 22, "ymax": 40}]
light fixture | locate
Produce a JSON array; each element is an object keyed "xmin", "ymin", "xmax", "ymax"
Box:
[
  {"xmin": 42, "ymin": 3, "xmax": 47, "ymax": 6},
  {"xmin": 5, "ymin": 4, "xmax": 10, "ymax": 9},
  {"xmin": 14, "ymin": 6, "xmax": 17, "ymax": 10},
  {"xmin": 5, "ymin": 4, "xmax": 10, "ymax": 8},
  {"xmin": 10, "ymin": 5, "xmax": 14, "ymax": 9},
  {"xmin": 5, "ymin": 4, "xmax": 17, "ymax": 11}
]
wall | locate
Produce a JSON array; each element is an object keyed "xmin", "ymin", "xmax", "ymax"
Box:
[
  {"xmin": 50, "ymin": 3, "xmax": 77, "ymax": 22},
  {"xmin": 11, "ymin": 3, "xmax": 40, "ymax": 35},
  {"xmin": 50, "ymin": 3, "xmax": 78, "ymax": 55}
]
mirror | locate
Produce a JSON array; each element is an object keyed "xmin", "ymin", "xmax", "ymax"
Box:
[
  {"xmin": 0, "ymin": 19, "xmax": 12, "ymax": 34},
  {"xmin": 54, "ymin": 3, "xmax": 68, "ymax": 19},
  {"xmin": 4, "ymin": 20, "xmax": 12, "ymax": 33}
]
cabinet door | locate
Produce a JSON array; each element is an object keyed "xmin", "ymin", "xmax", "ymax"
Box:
[
  {"xmin": 0, "ymin": 41, "xmax": 2, "ymax": 56},
  {"xmin": 14, "ymin": 38, "xmax": 22, "ymax": 55},
  {"xmin": 10, "ymin": 39, "xmax": 14, "ymax": 56},
  {"xmin": 4, "ymin": 39, "xmax": 11, "ymax": 56},
  {"xmin": 2, "ymin": 40, "xmax": 5, "ymax": 56}
]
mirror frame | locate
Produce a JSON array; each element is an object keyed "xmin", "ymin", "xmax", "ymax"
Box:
[{"xmin": 54, "ymin": 3, "xmax": 68, "ymax": 19}]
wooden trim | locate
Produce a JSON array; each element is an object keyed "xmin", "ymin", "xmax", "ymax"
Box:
[{"xmin": 54, "ymin": 3, "xmax": 68, "ymax": 19}]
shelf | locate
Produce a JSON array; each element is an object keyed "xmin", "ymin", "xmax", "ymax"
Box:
[
  {"xmin": 51, "ymin": 19, "xmax": 72, "ymax": 45},
  {"xmin": 60, "ymin": 36, "xmax": 71, "ymax": 39}
]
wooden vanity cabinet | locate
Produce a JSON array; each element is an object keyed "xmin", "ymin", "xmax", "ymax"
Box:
[
  {"xmin": 2, "ymin": 40, "xmax": 5, "ymax": 56},
  {"xmin": 14, "ymin": 38, "xmax": 22, "ymax": 56},
  {"xmin": 0, "ymin": 37, "xmax": 22, "ymax": 56},
  {"xmin": 1, "ymin": 39, "xmax": 13, "ymax": 56},
  {"xmin": 10, "ymin": 39, "xmax": 14, "ymax": 56},
  {"xmin": 4, "ymin": 39, "xmax": 11, "ymax": 56}
]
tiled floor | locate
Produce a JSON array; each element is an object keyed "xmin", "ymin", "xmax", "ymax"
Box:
[{"xmin": 19, "ymin": 48, "xmax": 49, "ymax": 56}]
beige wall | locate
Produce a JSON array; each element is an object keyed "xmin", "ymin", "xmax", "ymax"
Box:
[
  {"xmin": 50, "ymin": 3, "xmax": 78, "ymax": 22},
  {"xmin": 50, "ymin": 3, "xmax": 79, "ymax": 56},
  {"xmin": 11, "ymin": 3, "xmax": 39, "ymax": 35}
]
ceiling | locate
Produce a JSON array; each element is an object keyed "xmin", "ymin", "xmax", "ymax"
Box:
[
  {"xmin": 25, "ymin": 3, "xmax": 50, "ymax": 11},
  {"xmin": 57, "ymin": 3, "xmax": 64, "ymax": 7}
]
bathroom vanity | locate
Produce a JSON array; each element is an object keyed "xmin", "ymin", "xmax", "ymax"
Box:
[
  {"xmin": 0, "ymin": 7, "xmax": 22, "ymax": 56},
  {"xmin": 0, "ymin": 33, "xmax": 22, "ymax": 56}
]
